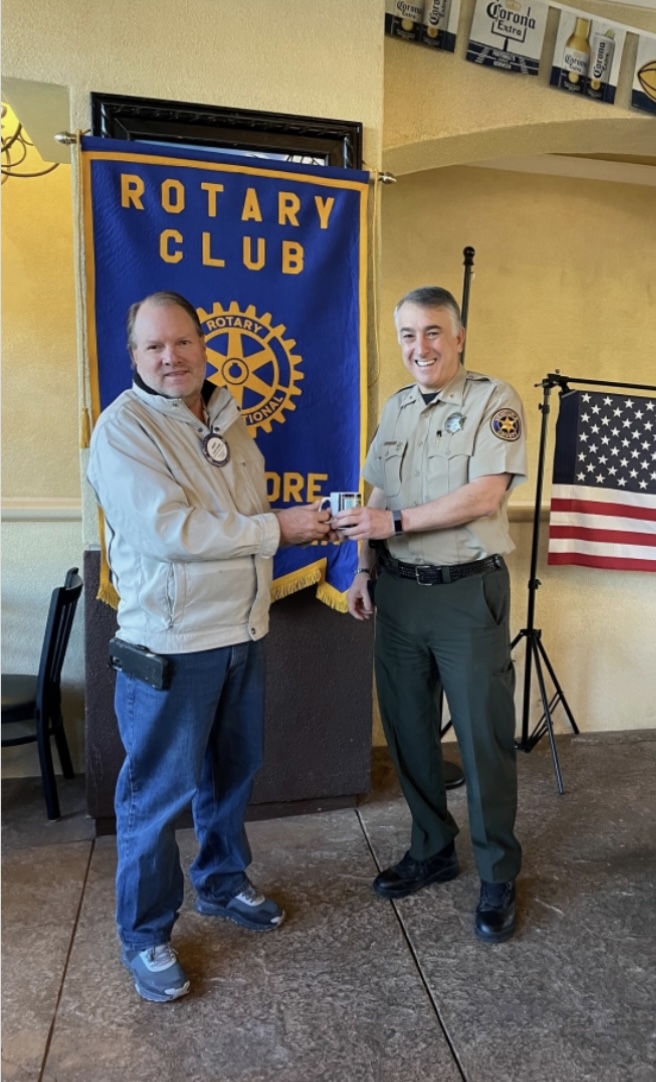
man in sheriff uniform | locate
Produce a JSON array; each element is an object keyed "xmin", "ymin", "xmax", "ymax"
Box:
[{"xmin": 337, "ymin": 285, "xmax": 527, "ymax": 943}]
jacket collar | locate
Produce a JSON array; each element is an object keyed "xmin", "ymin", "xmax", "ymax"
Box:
[{"xmin": 131, "ymin": 377, "xmax": 240, "ymax": 430}]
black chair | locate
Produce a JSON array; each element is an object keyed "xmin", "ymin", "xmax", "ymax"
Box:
[{"xmin": 2, "ymin": 568, "xmax": 84, "ymax": 820}]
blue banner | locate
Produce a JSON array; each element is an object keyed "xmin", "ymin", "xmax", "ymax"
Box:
[{"xmin": 82, "ymin": 136, "xmax": 368, "ymax": 609}]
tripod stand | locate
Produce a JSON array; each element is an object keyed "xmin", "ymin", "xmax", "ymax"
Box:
[
  {"xmin": 511, "ymin": 375, "xmax": 579, "ymax": 794},
  {"xmin": 513, "ymin": 370, "xmax": 656, "ymax": 792}
]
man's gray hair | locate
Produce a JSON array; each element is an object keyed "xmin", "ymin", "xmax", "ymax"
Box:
[
  {"xmin": 393, "ymin": 286, "xmax": 463, "ymax": 333},
  {"xmin": 127, "ymin": 291, "xmax": 204, "ymax": 352}
]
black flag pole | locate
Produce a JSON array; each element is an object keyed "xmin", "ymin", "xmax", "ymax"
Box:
[
  {"xmin": 511, "ymin": 374, "xmax": 579, "ymax": 795},
  {"xmin": 460, "ymin": 246, "xmax": 475, "ymax": 365},
  {"xmin": 440, "ymin": 246, "xmax": 477, "ymax": 789}
]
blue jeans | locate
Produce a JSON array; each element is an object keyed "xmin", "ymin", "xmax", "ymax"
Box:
[{"xmin": 114, "ymin": 640, "xmax": 265, "ymax": 950}]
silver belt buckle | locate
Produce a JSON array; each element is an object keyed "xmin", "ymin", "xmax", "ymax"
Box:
[{"xmin": 416, "ymin": 564, "xmax": 437, "ymax": 586}]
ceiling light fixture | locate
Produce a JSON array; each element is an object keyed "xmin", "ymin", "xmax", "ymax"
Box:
[{"xmin": 1, "ymin": 103, "xmax": 60, "ymax": 182}]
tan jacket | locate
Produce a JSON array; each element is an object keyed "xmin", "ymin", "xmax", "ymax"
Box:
[{"xmin": 87, "ymin": 381, "xmax": 280, "ymax": 653}]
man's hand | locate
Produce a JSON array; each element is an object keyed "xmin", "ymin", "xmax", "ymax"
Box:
[
  {"xmin": 333, "ymin": 505, "xmax": 393, "ymax": 541},
  {"xmin": 277, "ymin": 501, "xmax": 334, "ymax": 546},
  {"xmin": 347, "ymin": 573, "xmax": 374, "ymax": 621}
]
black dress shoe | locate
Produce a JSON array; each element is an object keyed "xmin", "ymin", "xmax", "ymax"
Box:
[
  {"xmin": 475, "ymin": 880, "xmax": 516, "ymax": 943},
  {"xmin": 373, "ymin": 843, "xmax": 459, "ymax": 899}
]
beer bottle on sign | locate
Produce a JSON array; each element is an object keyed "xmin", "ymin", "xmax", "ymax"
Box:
[
  {"xmin": 586, "ymin": 30, "xmax": 615, "ymax": 101},
  {"xmin": 559, "ymin": 18, "xmax": 591, "ymax": 91},
  {"xmin": 423, "ymin": 0, "xmax": 451, "ymax": 42}
]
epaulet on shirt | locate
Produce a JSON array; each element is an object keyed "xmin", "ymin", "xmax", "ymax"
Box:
[
  {"xmin": 392, "ymin": 383, "xmax": 415, "ymax": 398},
  {"xmin": 392, "ymin": 373, "xmax": 493, "ymax": 397}
]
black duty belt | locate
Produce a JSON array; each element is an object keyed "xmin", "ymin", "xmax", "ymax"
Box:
[{"xmin": 376, "ymin": 548, "xmax": 504, "ymax": 586}]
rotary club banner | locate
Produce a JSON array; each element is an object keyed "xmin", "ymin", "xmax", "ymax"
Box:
[{"xmin": 81, "ymin": 136, "xmax": 368, "ymax": 611}]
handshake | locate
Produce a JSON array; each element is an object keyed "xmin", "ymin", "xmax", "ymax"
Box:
[{"xmin": 276, "ymin": 491, "xmax": 362, "ymax": 547}]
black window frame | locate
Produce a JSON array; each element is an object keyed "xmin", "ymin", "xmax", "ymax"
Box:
[{"xmin": 90, "ymin": 92, "xmax": 363, "ymax": 170}]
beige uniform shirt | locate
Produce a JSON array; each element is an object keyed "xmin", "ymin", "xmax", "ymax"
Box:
[{"xmin": 363, "ymin": 366, "xmax": 527, "ymax": 566}]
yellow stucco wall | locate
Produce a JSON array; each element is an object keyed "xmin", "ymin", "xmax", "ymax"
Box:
[
  {"xmin": 379, "ymin": 165, "xmax": 656, "ymax": 495},
  {"xmin": 371, "ymin": 164, "xmax": 656, "ymax": 744},
  {"xmin": 2, "ymin": 0, "xmax": 384, "ymax": 155},
  {"xmin": 2, "ymin": 0, "xmax": 655, "ymax": 773},
  {"xmin": 2, "ymin": 161, "xmax": 78, "ymax": 496}
]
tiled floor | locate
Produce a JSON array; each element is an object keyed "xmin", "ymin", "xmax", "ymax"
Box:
[{"xmin": 2, "ymin": 732, "xmax": 655, "ymax": 1082}]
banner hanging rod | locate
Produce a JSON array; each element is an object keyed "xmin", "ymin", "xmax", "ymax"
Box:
[{"xmin": 543, "ymin": 372, "xmax": 656, "ymax": 395}]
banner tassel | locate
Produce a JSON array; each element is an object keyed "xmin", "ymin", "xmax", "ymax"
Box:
[
  {"xmin": 316, "ymin": 580, "xmax": 349, "ymax": 613},
  {"xmin": 79, "ymin": 407, "xmax": 91, "ymax": 449},
  {"xmin": 271, "ymin": 568, "xmax": 321, "ymax": 603},
  {"xmin": 97, "ymin": 578, "xmax": 120, "ymax": 609},
  {"xmin": 96, "ymin": 510, "xmax": 120, "ymax": 608}
]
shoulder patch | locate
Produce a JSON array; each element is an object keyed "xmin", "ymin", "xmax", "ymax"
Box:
[{"xmin": 490, "ymin": 408, "xmax": 521, "ymax": 442}]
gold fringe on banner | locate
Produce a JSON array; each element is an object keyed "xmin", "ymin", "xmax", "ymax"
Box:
[
  {"xmin": 270, "ymin": 565, "xmax": 322, "ymax": 603},
  {"xmin": 315, "ymin": 580, "xmax": 349, "ymax": 613},
  {"xmin": 96, "ymin": 509, "xmax": 119, "ymax": 609},
  {"xmin": 98, "ymin": 558, "xmax": 120, "ymax": 609},
  {"xmin": 73, "ymin": 132, "xmax": 94, "ymax": 446},
  {"xmin": 270, "ymin": 558, "xmax": 349, "ymax": 612},
  {"xmin": 96, "ymin": 522, "xmax": 349, "ymax": 611},
  {"xmin": 79, "ymin": 407, "xmax": 91, "ymax": 449}
]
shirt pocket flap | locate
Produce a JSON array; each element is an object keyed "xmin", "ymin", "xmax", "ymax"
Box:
[
  {"xmin": 430, "ymin": 427, "xmax": 476, "ymax": 460},
  {"xmin": 381, "ymin": 441, "xmax": 407, "ymax": 496}
]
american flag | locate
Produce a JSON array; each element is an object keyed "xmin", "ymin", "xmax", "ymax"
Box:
[{"xmin": 548, "ymin": 389, "xmax": 656, "ymax": 572}]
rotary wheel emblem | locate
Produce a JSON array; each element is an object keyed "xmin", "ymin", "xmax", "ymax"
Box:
[{"xmin": 198, "ymin": 301, "xmax": 304, "ymax": 435}]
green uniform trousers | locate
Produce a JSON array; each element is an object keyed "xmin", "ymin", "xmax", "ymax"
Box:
[{"xmin": 374, "ymin": 561, "xmax": 521, "ymax": 884}]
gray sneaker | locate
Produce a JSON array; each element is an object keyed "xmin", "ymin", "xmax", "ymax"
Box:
[
  {"xmin": 122, "ymin": 943, "xmax": 190, "ymax": 1002},
  {"xmin": 195, "ymin": 879, "xmax": 285, "ymax": 931}
]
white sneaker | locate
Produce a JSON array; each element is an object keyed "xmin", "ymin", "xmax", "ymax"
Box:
[
  {"xmin": 122, "ymin": 943, "xmax": 190, "ymax": 1002},
  {"xmin": 195, "ymin": 878, "xmax": 285, "ymax": 931}
]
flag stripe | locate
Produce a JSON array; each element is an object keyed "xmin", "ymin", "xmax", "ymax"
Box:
[
  {"xmin": 552, "ymin": 538, "xmax": 653, "ymax": 562},
  {"xmin": 548, "ymin": 526, "xmax": 656, "ymax": 547},
  {"xmin": 548, "ymin": 537, "xmax": 656, "ymax": 559},
  {"xmin": 550, "ymin": 497, "xmax": 656, "ymax": 522},
  {"xmin": 547, "ymin": 553, "xmax": 656, "ymax": 571},
  {"xmin": 549, "ymin": 512, "xmax": 656, "ymax": 535},
  {"xmin": 551, "ymin": 485, "xmax": 656, "ymax": 513}
]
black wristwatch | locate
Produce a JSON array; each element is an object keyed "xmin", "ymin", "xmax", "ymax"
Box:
[{"xmin": 392, "ymin": 510, "xmax": 404, "ymax": 536}]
